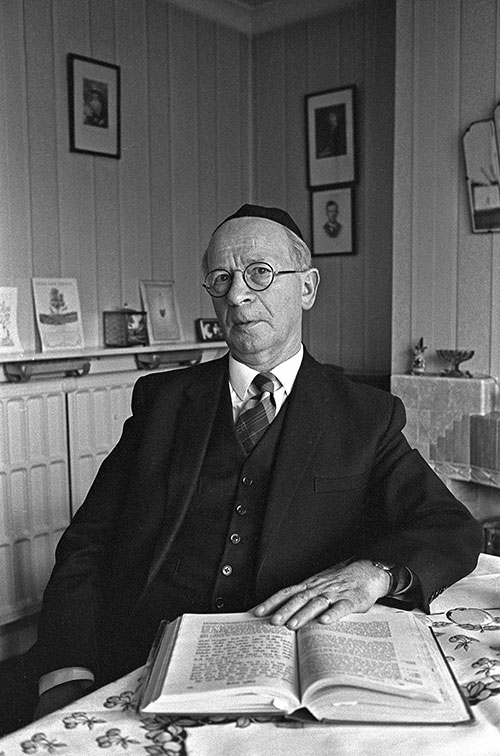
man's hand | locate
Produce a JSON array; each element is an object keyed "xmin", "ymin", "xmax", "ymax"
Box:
[
  {"xmin": 33, "ymin": 681, "xmax": 89, "ymax": 721},
  {"xmin": 253, "ymin": 559, "xmax": 390, "ymax": 630}
]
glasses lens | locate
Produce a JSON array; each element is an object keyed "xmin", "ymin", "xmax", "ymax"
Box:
[
  {"xmin": 205, "ymin": 269, "xmax": 231, "ymax": 296},
  {"xmin": 244, "ymin": 262, "xmax": 274, "ymax": 290}
]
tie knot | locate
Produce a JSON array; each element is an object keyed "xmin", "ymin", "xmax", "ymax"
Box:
[{"xmin": 252, "ymin": 372, "xmax": 276, "ymax": 395}]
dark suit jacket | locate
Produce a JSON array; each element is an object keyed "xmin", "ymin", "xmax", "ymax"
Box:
[{"xmin": 31, "ymin": 351, "xmax": 482, "ymax": 681}]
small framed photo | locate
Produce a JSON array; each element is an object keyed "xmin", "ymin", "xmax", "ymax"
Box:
[
  {"xmin": 103, "ymin": 310, "xmax": 148, "ymax": 347},
  {"xmin": 311, "ymin": 185, "xmax": 354, "ymax": 256},
  {"xmin": 305, "ymin": 86, "xmax": 355, "ymax": 187},
  {"xmin": 140, "ymin": 281, "xmax": 182, "ymax": 344},
  {"xmin": 67, "ymin": 53, "xmax": 120, "ymax": 158},
  {"xmin": 195, "ymin": 318, "xmax": 224, "ymax": 342}
]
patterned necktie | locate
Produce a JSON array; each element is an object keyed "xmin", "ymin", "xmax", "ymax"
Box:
[{"xmin": 235, "ymin": 372, "xmax": 278, "ymax": 454}]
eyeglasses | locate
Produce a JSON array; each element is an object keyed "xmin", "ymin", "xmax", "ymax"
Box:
[{"xmin": 203, "ymin": 261, "xmax": 303, "ymax": 298}]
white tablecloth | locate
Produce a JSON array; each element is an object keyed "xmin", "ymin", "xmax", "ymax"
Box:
[{"xmin": 2, "ymin": 553, "xmax": 500, "ymax": 756}]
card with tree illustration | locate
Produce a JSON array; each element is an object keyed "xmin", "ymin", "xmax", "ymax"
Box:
[{"xmin": 32, "ymin": 278, "xmax": 85, "ymax": 351}]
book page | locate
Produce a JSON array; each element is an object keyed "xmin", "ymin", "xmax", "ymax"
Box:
[
  {"xmin": 298, "ymin": 610, "xmax": 443, "ymax": 702},
  {"xmin": 159, "ymin": 613, "xmax": 299, "ymax": 702}
]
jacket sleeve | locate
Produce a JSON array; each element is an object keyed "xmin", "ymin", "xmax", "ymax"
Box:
[
  {"xmin": 361, "ymin": 394, "xmax": 483, "ymax": 611},
  {"xmin": 28, "ymin": 376, "xmax": 152, "ymax": 678}
]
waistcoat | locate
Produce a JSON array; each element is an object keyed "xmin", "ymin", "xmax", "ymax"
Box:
[{"xmin": 143, "ymin": 384, "xmax": 288, "ymax": 625}]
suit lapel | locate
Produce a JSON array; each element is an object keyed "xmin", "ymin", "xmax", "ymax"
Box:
[
  {"xmin": 143, "ymin": 357, "xmax": 228, "ymax": 591},
  {"xmin": 255, "ymin": 354, "xmax": 338, "ymax": 583}
]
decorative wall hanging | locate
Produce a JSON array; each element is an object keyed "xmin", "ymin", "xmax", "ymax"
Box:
[
  {"xmin": 140, "ymin": 281, "xmax": 182, "ymax": 344},
  {"xmin": 67, "ymin": 53, "xmax": 121, "ymax": 158},
  {"xmin": 305, "ymin": 85, "xmax": 356, "ymax": 187},
  {"xmin": 310, "ymin": 185, "xmax": 354, "ymax": 256}
]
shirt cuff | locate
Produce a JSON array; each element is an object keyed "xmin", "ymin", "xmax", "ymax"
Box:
[
  {"xmin": 39, "ymin": 668, "xmax": 95, "ymax": 696},
  {"xmin": 391, "ymin": 566, "xmax": 414, "ymax": 596}
]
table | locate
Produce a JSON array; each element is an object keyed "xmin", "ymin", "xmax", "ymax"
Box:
[{"xmin": 2, "ymin": 554, "xmax": 500, "ymax": 755}]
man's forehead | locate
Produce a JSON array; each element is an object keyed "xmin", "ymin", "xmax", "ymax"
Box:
[{"xmin": 209, "ymin": 217, "xmax": 290, "ymax": 260}]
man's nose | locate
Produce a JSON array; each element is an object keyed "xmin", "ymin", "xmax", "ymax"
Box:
[{"xmin": 225, "ymin": 271, "xmax": 254, "ymax": 304}]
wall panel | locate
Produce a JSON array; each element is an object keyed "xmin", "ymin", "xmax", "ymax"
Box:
[
  {"xmin": 393, "ymin": 0, "xmax": 500, "ymax": 378},
  {"xmin": 0, "ymin": 0, "xmax": 251, "ymax": 351},
  {"xmin": 253, "ymin": 1, "xmax": 395, "ymax": 371}
]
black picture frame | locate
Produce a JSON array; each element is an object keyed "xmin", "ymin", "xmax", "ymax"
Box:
[
  {"xmin": 195, "ymin": 318, "xmax": 224, "ymax": 342},
  {"xmin": 67, "ymin": 53, "xmax": 121, "ymax": 158},
  {"xmin": 305, "ymin": 85, "xmax": 355, "ymax": 187},
  {"xmin": 310, "ymin": 185, "xmax": 355, "ymax": 256}
]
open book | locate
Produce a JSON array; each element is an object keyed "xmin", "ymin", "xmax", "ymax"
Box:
[{"xmin": 138, "ymin": 608, "xmax": 472, "ymax": 725}]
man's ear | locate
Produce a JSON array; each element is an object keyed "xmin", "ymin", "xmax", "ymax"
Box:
[{"xmin": 301, "ymin": 268, "xmax": 320, "ymax": 310}]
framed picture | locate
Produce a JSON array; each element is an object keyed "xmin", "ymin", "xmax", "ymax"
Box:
[
  {"xmin": 140, "ymin": 281, "xmax": 182, "ymax": 344},
  {"xmin": 32, "ymin": 278, "xmax": 85, "ymax": 350},
  {"xmin": 103, "ymin": 310, "xmax": 148, "ymax": 347},
  {"xmin": 311, "ymin": 185, "xmax": 354, "ymax": 256},
  {"xmin": 305, "ymin": 86, "xmax": 355, "ymax": 187},
  {"xmin": 463, "ymin": 119, "xmax": 500, "ymax": 232},
  {"xmin": 0, "ymin": 287, "xmax": 22, "ymax": 354},
  {"xmin": 195, "ymin": 318, "xmax": 224, "ymax": 342},
  {"xmin": 67, "ymin": 53, "xmax": 120, "ymax": 158}
]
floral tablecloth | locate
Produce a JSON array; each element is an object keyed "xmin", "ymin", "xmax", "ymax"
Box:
[{"xmin": 2, "ymin": 554, "xmax": 500, "ymax": 756}]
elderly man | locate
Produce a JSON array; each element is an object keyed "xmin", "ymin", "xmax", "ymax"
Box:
[{"xmin": 31, "ymin": 204, "xmax": 482, "ymax": 718}]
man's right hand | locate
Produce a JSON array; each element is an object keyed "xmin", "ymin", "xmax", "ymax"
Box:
[{"xmin": 33, "ymin": 681, "xmax": 88, "ymax": 720}]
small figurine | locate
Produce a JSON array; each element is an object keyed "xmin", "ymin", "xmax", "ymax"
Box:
[{"xmin": 410, "ymin": 337, "xmax": 427, "ymax": 375}]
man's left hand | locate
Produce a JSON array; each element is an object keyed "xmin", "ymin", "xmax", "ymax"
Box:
[{"xmin": 253, "ymin": 559, "xmax": 390, "ymax": 629}]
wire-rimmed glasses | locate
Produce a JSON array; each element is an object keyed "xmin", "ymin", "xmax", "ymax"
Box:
[{"xmin": 203, "ymin": 261, "xmax": 303, "ymax": 298}]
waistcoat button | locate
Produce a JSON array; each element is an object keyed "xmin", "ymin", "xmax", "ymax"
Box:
[
  {"xmin": 221, "ymin": 564, "xmax": 233, "ymax": 576},
  {"xmin": 230, "ymin": 533, "xmax": 241, "ymax": 544},
  {"xmin": 242, "ymin": 476, "xmax": 253, "ymax": 486},
  {"xmin": 235, "ymin": 505, "xmax": 247, "ymax": 516},
  {"xmin": 214, "ymin": 597, "xmax": 225, "ymax": 609}
]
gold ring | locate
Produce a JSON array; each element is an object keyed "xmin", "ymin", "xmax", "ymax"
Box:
[{"xmin": 319, "ymin": 593, "xmax": 332, "ymax": 609}]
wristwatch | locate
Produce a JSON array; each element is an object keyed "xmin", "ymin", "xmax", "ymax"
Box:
[{"xmin": 371, "ymin": 561, "xmax": 400, "ymax": 596}]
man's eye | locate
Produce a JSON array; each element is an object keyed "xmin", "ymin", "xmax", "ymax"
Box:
[{"xmin": 214, "ymin": 273, "xmax": 230, "ymax": 284}]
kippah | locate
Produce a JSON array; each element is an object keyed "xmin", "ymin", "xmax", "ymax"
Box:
[{"xmin": 214, "ymin": 203, "xmax": 304, "ymax": 241}]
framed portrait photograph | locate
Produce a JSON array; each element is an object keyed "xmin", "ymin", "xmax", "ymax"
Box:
[
  {"xmin": 305, "ymin": 86, "xmax": 355, "ymax": 187},
  {"xmin": 140, "ymin": 281, "xmax": 182, "ymax": 344},
  {"xmin": 311, "ymin": 185, "xmax": 354, "ymax": 256},
  {"xmin": 67, "ymin": 53, "xmax": 120, "ymax": 158},
  {"xmin": 195, "ymin": 318, "xmax": 224, "ymax": 342}
]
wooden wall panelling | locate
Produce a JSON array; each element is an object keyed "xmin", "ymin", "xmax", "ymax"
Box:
[
  {"xmin": 304, "ymin": 14, "xmax": 343, "ymax": 367},
  {"xmin": 430, "ymin": 0, "xmax": 460, "ymax": 354},
  {"xmin": 215, "ymin": 24, "xmax": 247, "ymax": 221},
  {"xmin": 116, "ymin": 0, "xmax": 152, "ymax": 314},
  {"xmin": 169, "ymin": 5, "xmax": 201, "ymax": 342},
  {"xmin": 147, "ymin": 0, "xmax": 174, "ymax": 285},
  {"xmin": 391, "ymin": 0, "xmax": 415, "ymax": 374},
  {"xmin": 360, "ymin": 0, "xmax": 394, "ymax": 372},
  {"xmin": 338, "ymin": 6, "xmax": 365, "ymax": 371},
  {"xmin": 0, "ymin": 0, "xmax": 33, "ymax": 350},
  {"xmin": 24, "ymin": 0, "xmax": 60, "ymax": 279},
  {"xmin": 90, "ymin": 0, "xmax": 123, "ymax": 323},
  {"xmin": 54, "ymin": 1, "xmax": 98, "ymax": 347},
  {"xmin": 197, "ymin": 19, "xmax": 219, "ymax": 318},
  {"xmin": 253, "ymin": 29, "xmax": 287, "ymax": 207},
  {"xmin": 457, "ymin": 0, "xmax": 497, "ymax": 377},
  {"xmin": 492, "ymin": 5, "xmax": 500, "ymax": 381}
]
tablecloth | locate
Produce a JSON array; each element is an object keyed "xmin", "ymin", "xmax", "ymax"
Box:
[{"xmin": 2, "ymin": 553, "xmax": 500, "ymax": 755}]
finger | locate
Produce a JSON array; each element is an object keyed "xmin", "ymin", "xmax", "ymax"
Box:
[
  {"xmin": 283, "ymin": 593, "xmax": 336, "ymax": 629},
  {"xmin": 253, "ymin": 582, "xmax": 309, "ymax": 617},
  {"xmin": 317, "ymin": 597, "xmax": 354, "ymax": 624}
]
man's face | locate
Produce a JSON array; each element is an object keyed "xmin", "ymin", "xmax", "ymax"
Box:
[
  {"xmin": 205, "ymin": 218, "xmax": 319, "ymax": 370},
  {"xmin": 327, "ymin": 203, "xmax": 338, "ymax": 222}
]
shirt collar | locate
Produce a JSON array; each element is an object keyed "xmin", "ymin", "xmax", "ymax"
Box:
[{"xmin": 229, "ymin": 345, "xmax": 304, "ymax": 400}]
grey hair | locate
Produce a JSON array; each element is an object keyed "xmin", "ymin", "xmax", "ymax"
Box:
[{"xmin": 202, "ymin": 223, "xmax": 312, "ymax": 274}]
